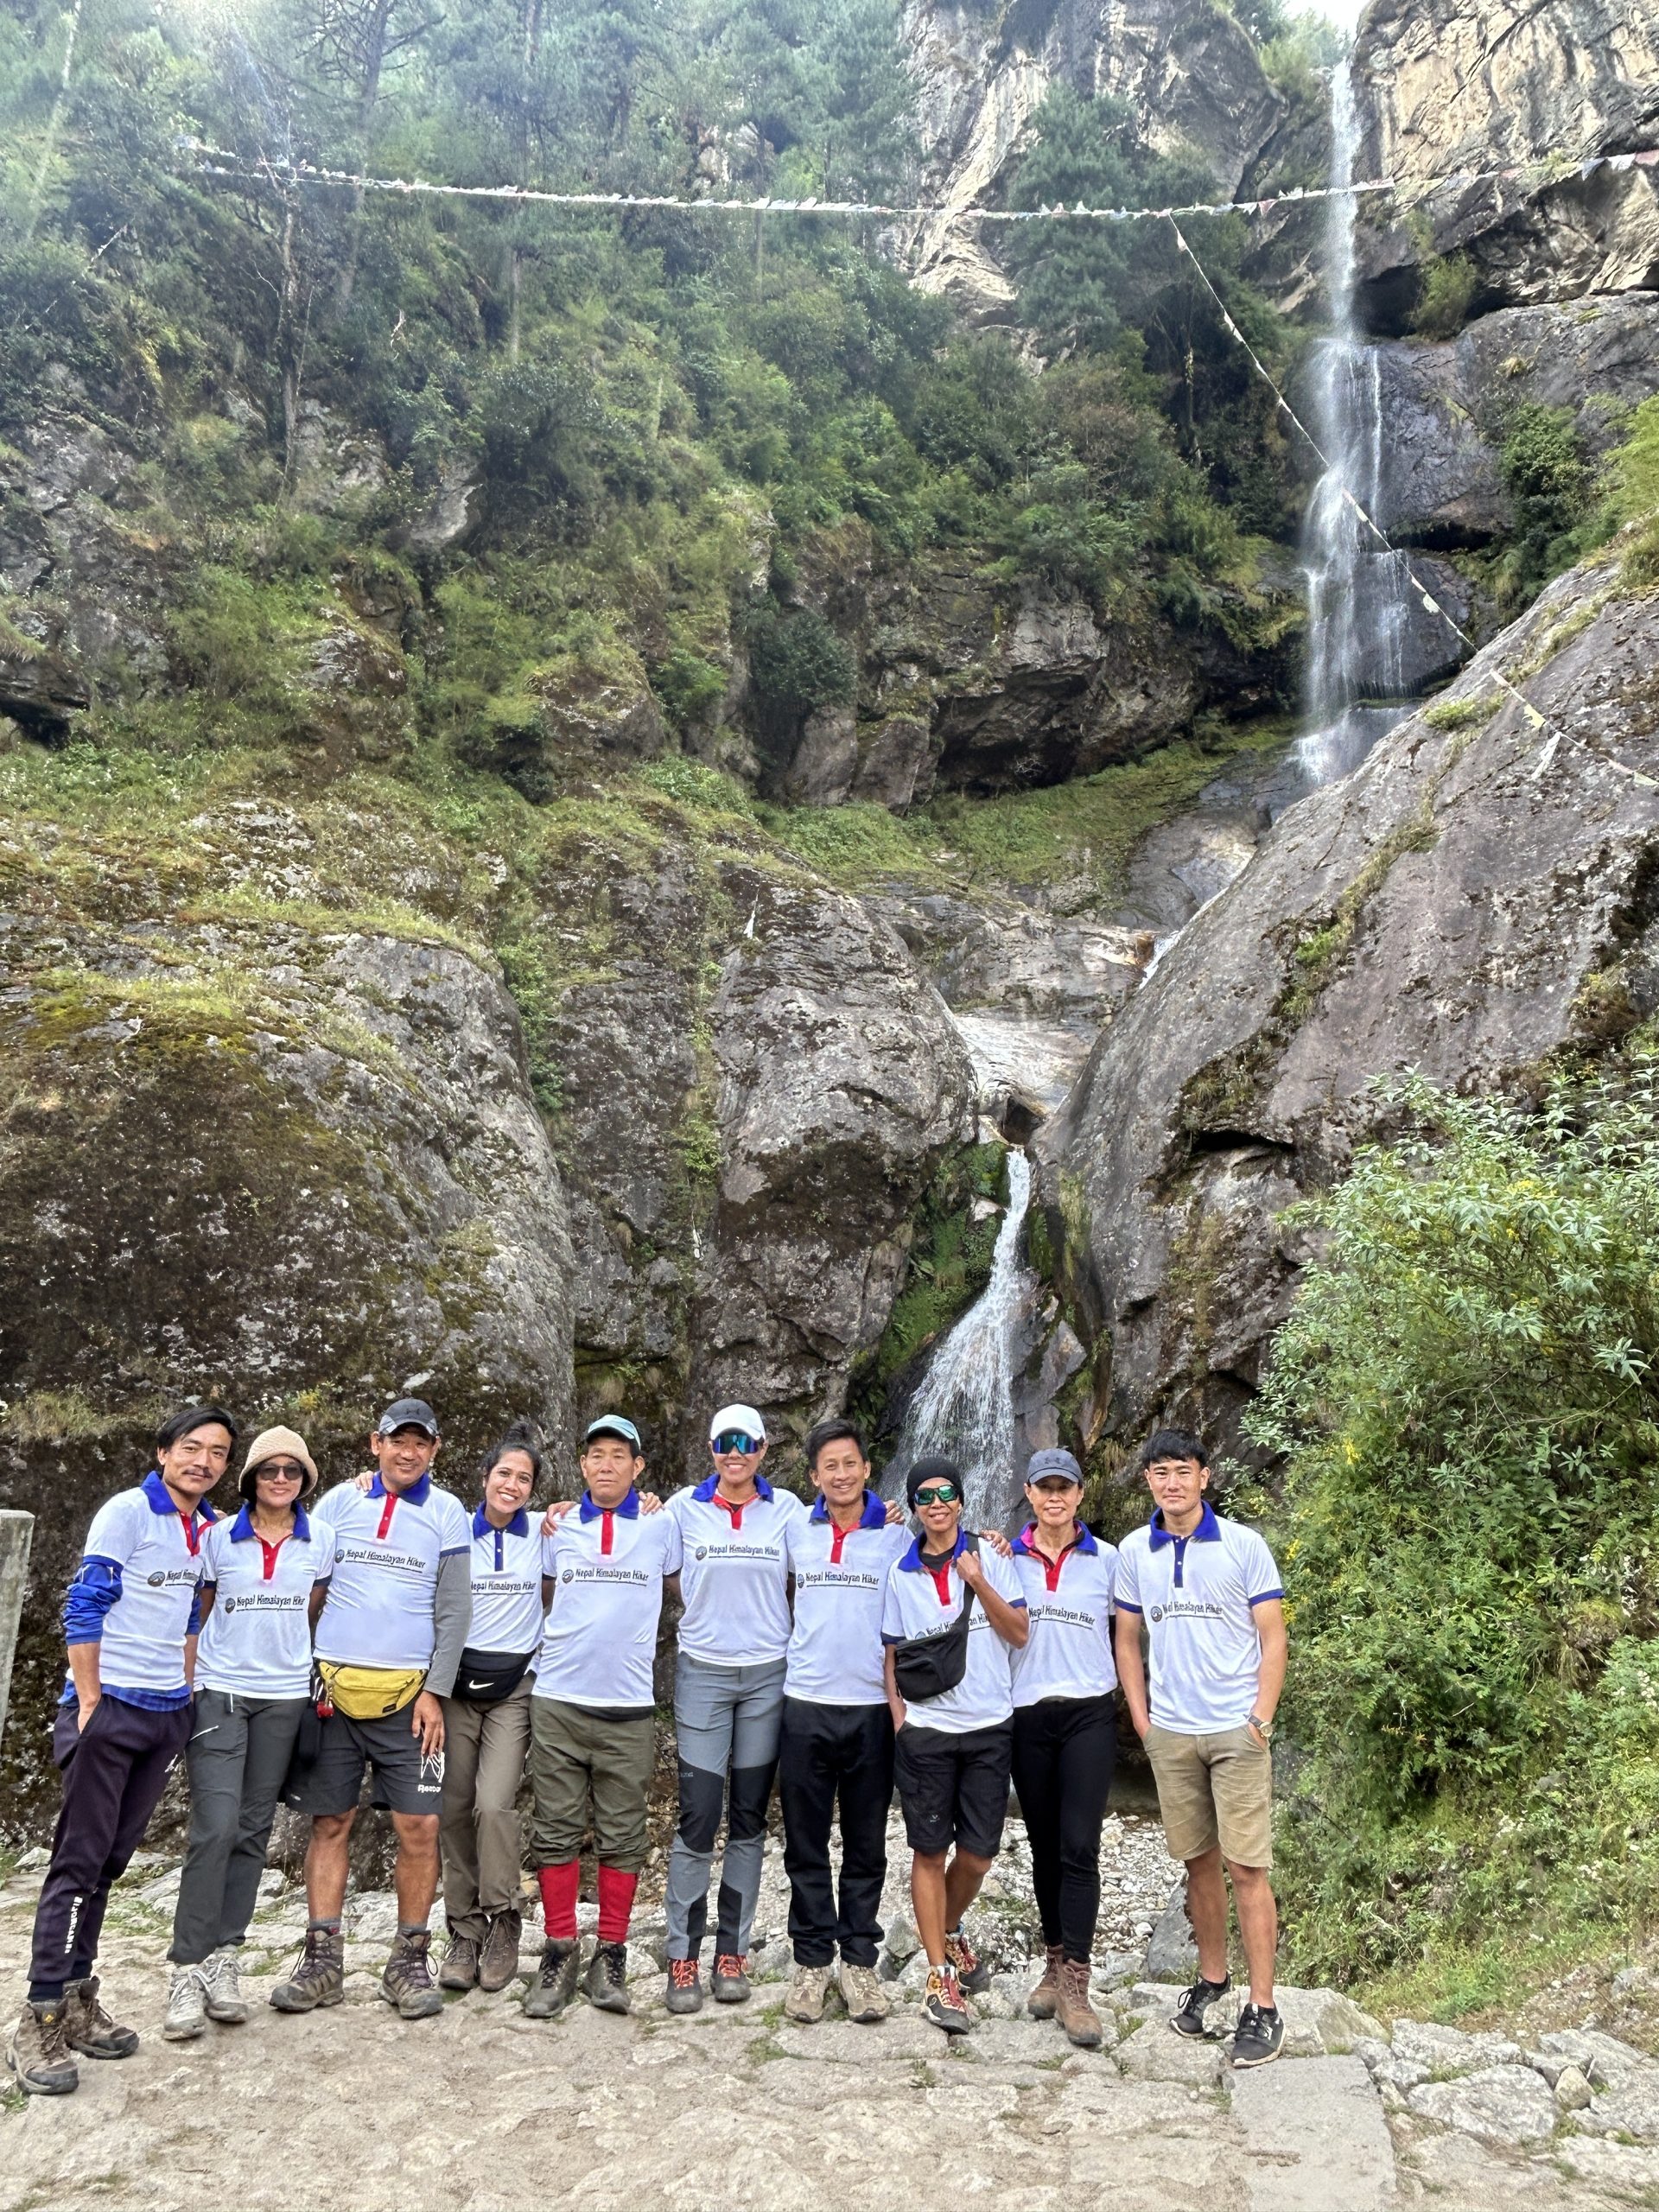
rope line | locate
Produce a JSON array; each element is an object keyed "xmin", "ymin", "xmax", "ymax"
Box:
[
  {"xmin": 178, "ymin": 137, "xmax": 1659, "ymax": 229},
  {"xmin": 1166, "ymin": 213, "xmax": 1658, "ymax": 798}
]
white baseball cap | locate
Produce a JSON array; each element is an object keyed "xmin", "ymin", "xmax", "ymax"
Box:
[{"xmin": 709, "ymin": 1403, "xmax": 767, "ymax": 1447}]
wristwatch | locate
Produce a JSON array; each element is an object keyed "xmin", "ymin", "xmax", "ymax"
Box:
[{"xmin": 1248, "ymin": 1713, "xmax": 1273, "ymax": 1740}]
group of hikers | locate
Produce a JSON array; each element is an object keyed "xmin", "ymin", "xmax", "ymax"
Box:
[{"xmin": 5, "ymin": 1393, "xmax": 1289, "ymax": 2098}]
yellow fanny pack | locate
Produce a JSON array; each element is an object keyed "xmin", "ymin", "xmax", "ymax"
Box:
[{"xmin": 315, "ymin": 1661, "xmax": 425, "ymax": 1719}]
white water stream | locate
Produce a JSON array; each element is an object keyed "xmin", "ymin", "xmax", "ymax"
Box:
[
  {"xmin": 1297, "ymin": 56, "xmax": 1414, "ymax": 787},
  {"xmin": 884, "ymin": 1148, "xmax": 1035, "ymax": 1530}
]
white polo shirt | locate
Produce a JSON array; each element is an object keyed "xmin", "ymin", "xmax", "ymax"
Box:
[
  {"xmin": 63, "ymin": 1472, "xmax": 218, "ymax": 1700},
  {"xmin": 311, "ymin": 1474, "xmax": 472, "ymax": 1671},
  {"xmin": 667, "ymin": 1476, "xmax": 804, "ymax": 1668},
  {"xmin": 1010, "ymin": 1523, "xmax": 1119, "ymax": 1707},
  {"xmin": 464, "ymin": 1504, "xmax": 545, "ymax": 1657},
  {"xmin": 785, "ymin": 1494, "xmax": 911, "ymax": 1706},
  {"xmin": 196, "ymin": 1504, "xmax": 336, "ymax": 1699},
  {"xmin": 535, "ymin": 1491, "xmax": 683, "ymax": 1710},
  {"xmin": 880, "ymin": 1530, "xmax": 1027, "ymax": 1735},
  {"xmin": 1113, "ymin": 1503, "xmax": 1283, "ymax": 1734}
]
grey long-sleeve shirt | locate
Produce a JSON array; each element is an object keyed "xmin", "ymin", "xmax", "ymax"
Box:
[{"xmin": 425, "ymin": 1548, "xmax": 472, "ymax": 1698}]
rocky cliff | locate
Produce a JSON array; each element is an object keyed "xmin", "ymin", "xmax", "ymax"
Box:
[{"xmin": 1039, "ymin": 536, "xmax": 1659, "ymax": 1454}]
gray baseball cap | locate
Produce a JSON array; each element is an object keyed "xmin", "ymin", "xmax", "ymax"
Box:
[
  {"xmin": 1027, "ymin": 1446, "xmax": 1083, "ymax": 1486},
  {"xmin": 378, "ymin": 1397, "xmax": 439, "ymax": 1439}
]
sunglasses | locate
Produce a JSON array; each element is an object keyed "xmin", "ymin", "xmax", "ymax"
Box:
[
  {"xmin": 712, "ymin": 1432, "xmax": 762, "ymax": 1457},
  {"xmin": 913, "ymin": 1483, "xmax": 961, "ymax": 1507},
  {"xmin": 258, "ymin": 1462, "xmax": 306, "ymax": 1482}
]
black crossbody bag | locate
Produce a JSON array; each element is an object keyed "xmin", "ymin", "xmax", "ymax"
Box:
[
  {"xmin": 453, "ymin": 1646, "xmax": 535, "ymax": 1706},
  {"xmin": 892, "ymin": 1535, "xmax": 980, "ymax": 1702}
]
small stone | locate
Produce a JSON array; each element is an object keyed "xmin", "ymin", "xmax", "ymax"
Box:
[
  {"xmin": 1536, "ymin": 2025, "xmax": 1656, "ymax": 2088},
  {"xmin": 257, "ymin": 1869, "xmax": 284, "ymax": 1898},
  {"xmin": 883, "ymin": 1916, "xmax": 920, "ymax": 1967},
  {"xmin": 1090, "ymin": 1951, "xmax": 1140, "ymax": 1992},
  {"xmin": 1406, "ymin": 2063, "xmax": 1558, "ymax": 2149},
  {"xmin": 1392, "ymin": 2018, "xmax": 1522, "ymax": 2077},
  {"xmin": 1144, "ymin": 1882, "xmax": 1198, "ymax": 1982},
  {"xmin": 1554, "ymin": 2066, "xmax": 1593, "ymax": 2111},
  {"xmin": 1577, "ymin": 2075, "xmax": 1659, "ymax": 2145},
  {"xmin": 16, "ymin": 1847, "xmax": 48, "ymax": 1872}
]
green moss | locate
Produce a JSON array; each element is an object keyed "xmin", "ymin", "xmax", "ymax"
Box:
[{"xmin": 1421, "ymin": 691, "xmax": 1500, "ymax": 733}]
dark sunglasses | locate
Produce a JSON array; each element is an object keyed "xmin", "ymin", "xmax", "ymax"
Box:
[
  {"xmin": 258, "ymin": 1462, "xmax": 306, "ymax": 1482},
  {"xmin": 913, "ymin": 1483, "xmax": 961, "ymax": 1507},
  {"xmin": 712, "ymin": 1431, "xmax": 761, "ymax": 1456}
]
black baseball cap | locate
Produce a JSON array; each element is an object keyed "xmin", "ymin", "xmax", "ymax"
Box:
[{"xmin": 378, "ymin": 1397, "xmax": 440, "ymax": 1439}]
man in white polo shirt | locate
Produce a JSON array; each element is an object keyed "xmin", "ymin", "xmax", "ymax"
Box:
[
  {"xmin": 525, "ymin": 1415, "xmax": 682, "ymax": 2020},
  {"xmin": 1114, "ymin": 1427, "xmax": 1287, "ymax": 2069},
  {"xmin": 779, "ymin": 1420, "xmax": 911, "ymax": 2028},
  {"xmin": 272, "ymin": 1397, "xmax": 471, "ymax": 2024},
  {"xmin": 661, "ymin": 1402, "xmax": 804, "ymax": 2013},
  {"xmin": 882, "ymin": 1456, "xmax": 1028, "ymax": 2037}
]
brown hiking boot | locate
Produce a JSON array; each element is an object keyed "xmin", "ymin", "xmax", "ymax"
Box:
[
  {"xmin": 1056, "ymin": 1959, "xmax": 1103, "ymax": 2050},
  {"xmin": 1027, "ymin": 1944, "xmax": 1064, "ymax": 2020},
  {"xmin": 478, "ymin": 1910, "xmax": 523, "ymax": 1993},
  {"xmin": 523, "ymin": 1938, "xmax": 582, "ymax": 2020},
  {"xmin": 63, "ymin": 1974, "xmax": 139, "ymax": 2059},
  {"xmin": 269, "ymin": 1925, "xmax": 346, "ymax": 2012},
  {"xmin": 7, "ymin": 1999, "xmax": 78, "ymax": 2095},
  {"xmin": 439, "ymin": 1934, "xmax": 480, "ymax": 1992},
  {"xmin": 379, "ymin": 1929, "xmax": 443, "ymax": 2019}
]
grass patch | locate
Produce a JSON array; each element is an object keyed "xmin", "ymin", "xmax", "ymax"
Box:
[{"xmin": 1421, "ymin": 690, "xmax": 1501, "ymax": 733}]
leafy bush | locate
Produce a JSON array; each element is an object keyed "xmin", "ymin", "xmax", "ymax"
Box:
[
  {"xmin": 1411, "ymin": 253, "xmax": 1479, "ymax": 340},
  {"xmin": 1487, "ymin": 403, "xmax": 1592, "ymax": 610},
  {"xmin": 744, "ymin": 604, "xmax": 857, "ymax": 740},
  {"xmin": 1249, "ymin": 1067, "xmax": 1659, "ymax": 1976}
]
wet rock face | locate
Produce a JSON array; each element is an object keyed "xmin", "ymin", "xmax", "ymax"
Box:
[
  {"xmin": 689, "ymin": 876, "xmax": 977, "ymax": 1466},
  {"xmin": 1041, "ymin": 550, "xmax": 1659, "ymax": 1448},
  {"xmin": 0, "ymin": 914, "xmax": 576, "ymax": 1813},
  {"xmin": 1351, "ymin": 0, "xmax": 1659, "ymax": 319},
  {"xmin": 1370, "ymin": 296, "xmax": 1659, "ymax": 546},
  {"xmin": 906, "ymin": 0, "xmax": 1283, "ymax": 312}
]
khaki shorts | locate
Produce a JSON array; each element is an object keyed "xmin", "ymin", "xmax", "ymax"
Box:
[{"xmin": 1144, "ymin": 1723, "xmax": 1273, "ymax": 1869}]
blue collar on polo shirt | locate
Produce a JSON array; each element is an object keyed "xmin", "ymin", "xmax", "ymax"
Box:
[
  {"xmin": 230, "ymin": 1503, "xmax": 312, "ymax": 1542},
  {"xmin": 693, "ymin": 1472, "xmax": 774, "ymax": 1503},
  {"xmin": 142, "ymin": 1470, "xmax": 219, "ymax": 1525},
  {"xmin": 809, "ymin": 1491, "xmax": 887, "ymax": 1529},
  {"xmin": 369, "ymin": 1471, "xmax": 432, "ymax": 1506},
  {"xmin": 578, "ymin": 1489, "xmax": 640, "ymax": 1522},
  {"xmin": 472, "ymin": 1502, "xmax": 529, "ymax": 1538},
  {"xmin": 899, "ymin": 1526, "xmax": 969, "ymax": 1573},
  {"xmin": 1148, "ymin": 1501, "xmax": 1219, "ymax": 1550},
  {"xmin": 1012, "ymin": 1521, "xmax": 1097, "ymax": 1558}
]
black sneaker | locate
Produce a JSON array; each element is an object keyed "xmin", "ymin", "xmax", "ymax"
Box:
[
  {"xmin": 1230, "ymin": 2002, "xmax": 1285, "ymax": 2069},
  {"xmin": 1170, "ymin": 1974, "xmax": 1231, "ymax": 2038},
  {"xmin": 522, "ymin": 1938, "xmax": 582, "ymax": 2020},
  {"xmin": 584, "ymin": 1941, "xmax": 630, "ymax": 2014}
]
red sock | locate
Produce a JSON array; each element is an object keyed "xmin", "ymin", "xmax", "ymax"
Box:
[
  {"xmin": 596, "ymin": 1865, "xmax": 639, "ymax": 1946},
  {"xmin": 537, "ymin": 1861, "xmax": 580, "ymax": 1942}
]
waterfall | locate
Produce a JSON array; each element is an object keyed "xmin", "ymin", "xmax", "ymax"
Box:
[
  {"xmin": 883, "ymin": 1148, "xmax": 1035, "ymax": 1531},
  {"xmin": 1297, "ymin": 55, "xmax": 1414, "ymax": 788}
]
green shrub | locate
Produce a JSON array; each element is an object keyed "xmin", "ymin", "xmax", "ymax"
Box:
[
  {"xmin": 1411, "ymin": 254, "xmax": 1479, "ymax": 340},
  {"xmin": 1491, "ymin": 402, "xmax": 1592, "ymax": 608},
  {"xmin": 744, "ymin": 605, "xmax": 857, "ymax": 741},
  {"xmin": 1249, "ymin": 1066, "xmax": 1659, "ymax": 1978}
]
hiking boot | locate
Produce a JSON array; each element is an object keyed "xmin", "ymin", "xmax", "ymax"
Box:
[
  {"xmin": 7, "ymin": 1999, "xmax": 78, "ymax": 2095},
  {"xmin": 836, "ymin": 1961, "xmax": 891, "ymax": 2024},
  {"xmin": 522, "ymin": 1938, "xmax": 582, "ymax": 2020},
  {"xmin": 1056, "ymin": 1960, "xmax": 1103, "ymax": 2050},
  {"xmin": 162, "ymin": 1965, "xmax": 207, "ymax": 2042},
  {"xmin": 200, "ymin": 1948, "xmax": 249, "ymax": 2024},
  {"xmin": 439, "ymin": 1933, "xmax": 480, "ymax": 1992},
  {"xmin": 944, "ymin": 1928, "xmax": 989, "ymax": 1995},
  {"xmin": 922, "ymin": 1966, "xmax": 971, "ymax": 2036},
  {"xmin": 1231, "ymin": 2001, "xmax": 1285, "ymax": 2069},
  {"xmin": 1027, "ymin": 1943, "xmax": 1064, "ymax": 2020},
  {"xmin": 1170, "ymin": 1974, "xmax": 1231, "ymax": 2039},
  {"xmin": 783, "ymin": 1964, "xmax": 835, "ymax": 2024},
  {"xmin": 664, "ymin": 1958, "xmax": 703, "ymax": 2015},
  {"xmin": 478, "ymin": 1910, "xmax": 522, "ymax": 1994},
  {"xmin": 63, "ymin": 1974, "xmax": 139, "ymax": 2058},
  {"xmin": 711, "ymin": 1953, "xmax": 751, "ymax": 2005},
  {"xmin": 378, "ymin": 1929, "xmax": 442, "ymax": 2020},
  {"xmin": 584, "ymin": 1941, "xmax": 631, "ymax": 2014},
  {"xmin": 270, "ymin": 1925, "xmax": 345, "ymax": 2012}
]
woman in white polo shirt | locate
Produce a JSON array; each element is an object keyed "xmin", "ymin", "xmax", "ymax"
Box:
[
  {"xmin": 661, "ymin": 1403, "xmax": 804, "ymax": 2013},
  {"xmin": 1008, "ymin": 1446, "xmax": 1119, "ymax": 2051},
  {"xmin": 165, "ymin": 1426, "xmax": 334, "ymax": 2044},
  {"xmin": 436, "ymin": 1421, "xmax": 546, "ymax": 1999}
]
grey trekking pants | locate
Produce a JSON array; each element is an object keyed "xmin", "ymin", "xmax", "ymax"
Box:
[
  {"xmin": 439, "ymin": 1678, "xmax": 533, "ymax": 1938},
  {"xmin": 169, "ymin": 1689, "xmax": 306, "ymax": 1965},
  {"xmin": 664, "ymin": 1653, "xmax": 785, "ymax": 1963}
]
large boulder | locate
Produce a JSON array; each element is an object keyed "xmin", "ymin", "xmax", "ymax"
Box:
[
  {"xmin": 1039, "ymin": 543, "xmax": 1659, "ymax": 1447},
  {"xmin": 1351, "ymin": 0, "xmax": 1659, "ymax": 321},
  {"xmin": 0, "ymin": 898, "xmax": 576, "ymax": 1815},
  {"xmin": 1370, "ymin": 296, "xmax": 1659, "ymax": 544}
]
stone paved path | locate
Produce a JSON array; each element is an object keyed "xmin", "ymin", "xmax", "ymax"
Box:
[{"xmin": 0, "ymin": 1836, "xmax": 1643, "ymax": 2212}]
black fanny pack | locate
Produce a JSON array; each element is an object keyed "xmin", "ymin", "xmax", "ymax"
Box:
[
  {"xmin": 453, "ymin": 1647, "xmax": 535, "ymax": 1706},
  {"xmin": 892, "ymin": 1536, "xmax": 979, "ymax": 1702}
]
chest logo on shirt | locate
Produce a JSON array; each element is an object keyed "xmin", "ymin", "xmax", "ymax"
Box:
[
  {"xmin": 148, "ymin": 1572, "xmax": 166, "ymax": 1586},
  {"xmin": 562, "ymin": 1569, "xmax": 575, "ymax": 1582}
]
